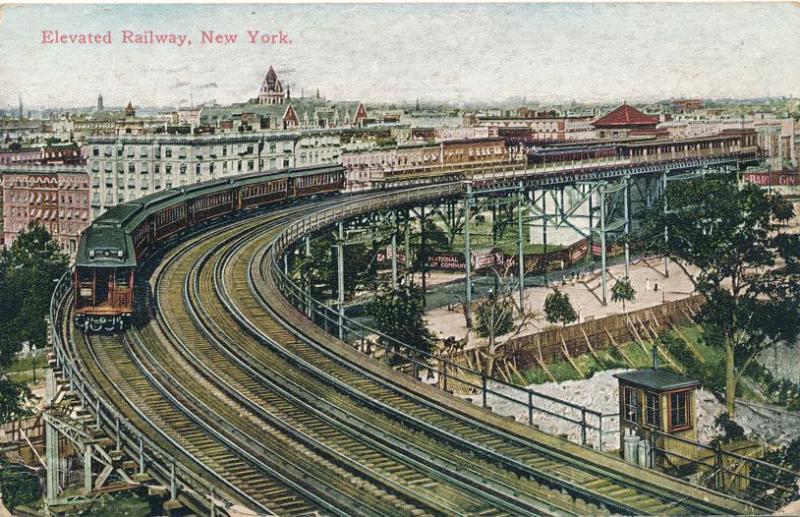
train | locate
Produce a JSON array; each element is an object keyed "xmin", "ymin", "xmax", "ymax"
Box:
[
  {"xmin": 73, "ymin": 165, "xmax": 345, "ymax": 332},
  {"xmin": 527, "ymin": 130, "xmax": 760, "ymax": 167}
]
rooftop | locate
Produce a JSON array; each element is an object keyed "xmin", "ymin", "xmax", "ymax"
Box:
[
  {"xmin": 614, "ymin": 369, "xmax": 700, "ymax": 391},
  {"xmin": 591, "ymin": 104, "xmax": 659, "ymax": 128}
]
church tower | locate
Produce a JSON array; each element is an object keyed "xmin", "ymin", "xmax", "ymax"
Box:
[
  {"xmin": 258, "ymin": 66, "xmax": 286, "ymax": 105},
  {"xmin": 97, "ymin": 93, "xmax": 104, "ymax": 111}
]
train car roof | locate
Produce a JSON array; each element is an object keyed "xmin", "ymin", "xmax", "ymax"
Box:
[
  {"xmin": 75, "ymin": 226, "xmax": 136, "ymax": 268},
  {"xmin": 92, "ymin": 201, "xmax": 144, "ymax": 228},
  {"xmin": 76, "ymin": 164, "xmax": 346, "ymax": 269}
]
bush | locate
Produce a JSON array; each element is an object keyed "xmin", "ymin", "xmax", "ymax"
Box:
[{"xmin": 0, "ymin": 462, "xmax": 41, "ymax": 509}]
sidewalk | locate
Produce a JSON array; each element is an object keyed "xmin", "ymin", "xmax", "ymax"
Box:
[{"xmin": 425, "ymin": 256, "xmax": 697, "ymax": 346}]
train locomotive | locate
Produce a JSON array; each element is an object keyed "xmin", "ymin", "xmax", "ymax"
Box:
[{"xmin": 73, "ymin": 165, "xmax": 344, "ymax": 332}]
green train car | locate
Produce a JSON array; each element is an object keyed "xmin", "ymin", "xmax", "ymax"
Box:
[{"xmin": 74, "ymin": 165, "xmax": 344, "ymax": 332}]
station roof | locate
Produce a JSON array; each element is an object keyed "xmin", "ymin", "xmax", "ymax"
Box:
[
  {"xmin": 591, "ymin": 104, "xmax": 659, "ymax": 128},
  {"xmin": 614, "ymin": 369, "xmax": 700, "ymax": 392}
]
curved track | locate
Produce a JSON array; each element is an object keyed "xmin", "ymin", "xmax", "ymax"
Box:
[{"xmin": 62, "ymin": 191, "xmax": 766, "ymax": 516}]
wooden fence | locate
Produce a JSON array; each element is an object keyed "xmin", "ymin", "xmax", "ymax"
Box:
[{"xmin": 449, "ymin": 294, "xmax": 705, "ymax": 379}]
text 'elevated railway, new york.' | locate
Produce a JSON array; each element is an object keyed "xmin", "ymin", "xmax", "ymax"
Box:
[{"xmin": 50, "ymin": 139, "xmax": 769, "ymax": 516}]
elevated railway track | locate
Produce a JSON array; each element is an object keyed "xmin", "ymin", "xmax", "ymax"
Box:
[{"xmin": 52, "ymin": 160, "xmax": 769, "ymax": 515}]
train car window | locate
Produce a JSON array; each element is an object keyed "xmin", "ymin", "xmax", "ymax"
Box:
[{"xmin": 115, "ymin": 269, "xmax": 130, "ymax": 288}]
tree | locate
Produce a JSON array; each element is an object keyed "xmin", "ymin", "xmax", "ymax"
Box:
[
  {"xmin": 770, "ymin": 193, "xmax": 795, "ymax": 226},
  {"xmin": 0, "ymin": 223, "xmax": 68, "ymax": 423},
  {"xmin": 368, "ymin": 279, "xmax": 435, "ymax": 366},
  {"xmin": 543, "ymin": 288, "xmax": 577, "ymax": 327},
  {"xmin": 472, "ymin": 264, "xmax": 535, "ymax": 376},
  {"xmin": 637, "ymin": 177, "xmax": 800, "ymax": 417},
  {"xmin": 611, "ymin": 276, "xmax": 637, "ymax": 313}
]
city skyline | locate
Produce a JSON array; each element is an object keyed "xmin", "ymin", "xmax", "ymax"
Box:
[{"xmin": 1, "ymin": 3, "xmax": 799, "ymax": 110}]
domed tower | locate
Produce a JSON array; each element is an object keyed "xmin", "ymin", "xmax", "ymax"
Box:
[{"xmin": 258, "ymin": 65, "xmax": 285, "ymax": 105}]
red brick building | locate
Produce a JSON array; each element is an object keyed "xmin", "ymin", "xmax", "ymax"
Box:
[{"xmin": 1, "ymin": 165, "xmax": 91, "ymax": 257}]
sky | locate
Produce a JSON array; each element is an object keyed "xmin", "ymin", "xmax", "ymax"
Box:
[{"xmin": 1, "ymin": 3, "xmax": 798, "ymax": 110}]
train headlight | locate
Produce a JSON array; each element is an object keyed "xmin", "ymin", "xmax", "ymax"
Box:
[
  {"xmin": 117, "ymin": 250, "xmax": 124, "ymax": 258},
  {"xmin": 88, "ymin": 250, "xmax": 95, "ymax": 258}
]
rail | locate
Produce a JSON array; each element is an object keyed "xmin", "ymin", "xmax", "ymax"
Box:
[{"xmin": 49, "ymin": 270, "xmax": 264, "ymax": 515}]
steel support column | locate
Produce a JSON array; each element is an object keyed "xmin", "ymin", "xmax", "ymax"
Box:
[
  {"xmin": 517, "ymin": 182, "xmax": 525, "ymax": 311},
  {"xmin": 45, "ymin": 368, "xmax": 59, "ymax": 505},
  {"xmin": 663, "ymin": 170, "xmax": 669, "ymax": 278},
  {"xmin": 391, "ymin": 230, "xmax": 398, "ymax": 289},
  {"xmin": 599, "ymin": 186, "xmax": 607, "ymax": 305},
  {"xmin": 337, "ymin": 221, "xmax": 345, "ymax": 340},
  {"xmin": 542, "ymin": 190, "xmax": 548, "ymax": 285},
  {"xmin": 624, "ymin": 175, "xmax": 631, "ymax": 278},
  {"xmin": 464, "ymin": 183, "xmax": 473, "ymax": 328}
]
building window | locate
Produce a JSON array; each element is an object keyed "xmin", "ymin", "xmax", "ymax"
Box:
[
  {"xmin": 165, "ymin": 148, "xmax": 172, "ymax": 158},
  {"xmin": 180, "ymin": 164, "xmax": 187, "ymax": 175},
  {"xmin": 92, "ymin": 148, "xmax": 99, "ymax": 157},
  {"xmin": 645, "ymin": 392, "xmax": 660, "ymax": 428},
  {"xmin": 670, "ymin": 391, "xmax": 689, "ymax": 430},
  {"xmin": 165, "ymin": 164, "xmax": 172, "ymax": 175},
  {"xmin": 623, "ymin": 387, "xmax": 640, "ymax": 424}
]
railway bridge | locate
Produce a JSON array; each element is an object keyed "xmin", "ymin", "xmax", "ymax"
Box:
[{"xmin": 47, "ymin": 153, "xmax": 777, "ymax": 516}]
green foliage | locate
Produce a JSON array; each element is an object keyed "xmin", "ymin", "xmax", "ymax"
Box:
[
  {"xmin": 751, "ymin": 437, "xmax": 800, "ymax": 508},
  {"xmin": 0, "ymin": 461, "xmax": 42, "ymax": 509},
  {"xmin": 368, "ymin": 280, "xmax": 435, "ymax": 365},
  {"xmin": 474, "ymin": 294, "xmax": 515, "ymax": 339},
  {"xmin": 610, "ymin": 276, "xmax": 636, "ymax": 312},
  {"xmin": 710, "ymin": 412, "xmax": 746, "ymax": 446},
  {"xmin": 543, "ymin": 288, "xmax": 577, "ymax": 327},
  {"xmin": 300, "ymin": 232, "xmax": 379, "ymax": 301},
  {"xmin": 0, "ymin": 223, "xmax": 66, "ymax": 423},
  {"xmin": 636, "ymin": 177, "xmax": 800, "ymax": 415},
  {"xmin": 65, "ymin": 490, "xmax": 154, "ymax": 517},
  {"xmin": 770, "ymin": 192, "xmax": 795, "ymax": 224}
]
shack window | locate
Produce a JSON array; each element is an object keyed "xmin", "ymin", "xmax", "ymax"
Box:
[
  {"xmin": 623, "ymin": 387, "xmax": 640, "ymax": 424},
  {"xmin": 645, "ymin": 392, "xmax": 660, "ymax": 428},
  {"xmin": 670, "ymin": 391, "xmax": 689, "ymax": 430}
]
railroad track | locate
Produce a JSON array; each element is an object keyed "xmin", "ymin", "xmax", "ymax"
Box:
[
  {"xmin": 66, "ymin": 216, "xmax": 318, "ymax": 515},
  {"xmin": 57, "ymin": 191, "xmax": 767, "ymax": 516},
  {"xmin": 240, "ymin": 199, "xmax": 764, "ymax": 515},
  {"xmin": 147, "ymin": 206, "xmax": 575, "ymax": 516}
]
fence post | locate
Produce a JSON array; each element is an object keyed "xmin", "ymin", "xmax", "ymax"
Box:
[
  {"xmin": 481, "ymin": 373, "xmax": 487, "ymax": 408},
  {"xmin": 598, "ymin": 414, "xmax": 603, "ymax": 451},
  {"xmin": 528, "ymin": 391, "xmax": 533, "ymax": 425},
  {"xmin": 138, "ymin": 436, "xmax": 145, "ymax": 474},
  {"xmin": 580, "ymin": 407, "xmax": 587, "ymax": 446},
  {"xmin": 715, "ymin": 442, "xmax": 723, "ymax": 490}
]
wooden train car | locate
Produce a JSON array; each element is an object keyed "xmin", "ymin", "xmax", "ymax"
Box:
[
  {"xmin": 525, "ymin": 130, "xmax": 759, "ymax": 168},
  {"xmin": 73, "ymin": 165, "xmax": 344, "ymax": 332}
]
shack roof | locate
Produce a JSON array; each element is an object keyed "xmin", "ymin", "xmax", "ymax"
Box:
[{"xmin": 614, "ymin": 369, "xmax": 700, "ymax": 392}]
